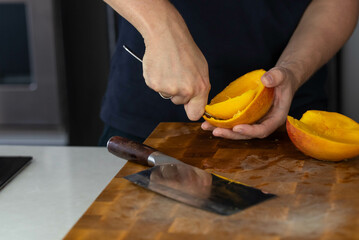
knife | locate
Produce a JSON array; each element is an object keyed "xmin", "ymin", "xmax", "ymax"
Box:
[{"xmin": 107, "ymin": 136, "xmax": 276, "ymax": 215}]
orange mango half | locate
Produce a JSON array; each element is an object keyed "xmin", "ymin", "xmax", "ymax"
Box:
[
  {"xmin": 286, "ymin": 110, "xmax": 359, "ymax": 161},
  {"xmin": 203, "ymin": 69, "xmax": 274, "ymax": 128}
]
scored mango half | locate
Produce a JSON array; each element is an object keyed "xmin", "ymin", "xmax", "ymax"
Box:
[
  {"xmin": 286, "ymin": 110, "xmax": 359, "ymax": 161},
  {"xmin": 203, "ymin": 69, "xmax": 274, "ymax": 128}
]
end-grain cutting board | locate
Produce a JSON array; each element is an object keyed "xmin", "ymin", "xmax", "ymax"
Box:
[{"xmin": 65, "ymin": 123, "xmax": 359, "ymax": 240}]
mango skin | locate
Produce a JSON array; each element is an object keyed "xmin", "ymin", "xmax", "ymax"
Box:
[
  {"xmin": 286, "ymin": 111, "xmax": 359, "ymax": 161},
  {"xmin": 203, "ymin": 69, "xmax": 274, "ymax": 128}
]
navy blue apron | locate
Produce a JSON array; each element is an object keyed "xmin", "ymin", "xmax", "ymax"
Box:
[{"xmin": 100, "ymin": 0, "xmax": 327, "ymax": 141}]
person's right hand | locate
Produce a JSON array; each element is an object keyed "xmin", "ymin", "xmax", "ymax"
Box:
[
  {"xmin": 142, "ymin": 14, "xmax": 210, "ymax": 121},
  {"xmin": 104, "ymin": 0, "xmax": 210, "ymax": 121}
]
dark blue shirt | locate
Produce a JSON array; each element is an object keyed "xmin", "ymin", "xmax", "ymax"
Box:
[{"xmin": 101, "ymin": 0, "xmax": 327, "ymax": 139}]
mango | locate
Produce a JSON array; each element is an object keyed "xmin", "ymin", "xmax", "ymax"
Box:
[
  {"xmin": 286, "ymin": 110, "xmax": 359, "ymax": 161},
  {"xmin": 203, "ymin": 69, "xmax": 274, "ymax": 128}
]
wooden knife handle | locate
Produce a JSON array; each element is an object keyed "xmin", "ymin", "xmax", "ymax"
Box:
[{"xmin": 107, "ymin": 136, "xmax": 156, "ymax": 166}]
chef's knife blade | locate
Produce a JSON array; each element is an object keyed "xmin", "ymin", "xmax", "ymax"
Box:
[{"xmin": 107, "ymin": 136, "xmax": 276, "ymax": 215}]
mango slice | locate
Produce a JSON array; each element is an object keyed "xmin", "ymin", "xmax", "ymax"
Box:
[
  {"xmin": 286, "ymin": 110, "xmax": 359, "ymax": 161},
  {"xmin": 205, "ymin": 89, "xmax": 257, "ymax": 120},
  {"xmin": 203, "ymin": 69, "xmax": 274, "ymax": 128}
]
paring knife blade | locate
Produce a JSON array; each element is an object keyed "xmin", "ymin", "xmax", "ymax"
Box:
[{"xmin": 107, "ymin": 136, "xmax": 276, "ymax": 215}]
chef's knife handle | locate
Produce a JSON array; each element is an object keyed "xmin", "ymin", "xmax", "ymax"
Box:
[{"xmin": 107, "ymin": 136, "xmax": 156, "ymax": 166}]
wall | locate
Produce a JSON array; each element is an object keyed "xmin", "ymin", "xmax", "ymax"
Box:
[
  {"xmin": 341, "ymin": 21, "xmax": 359, "ymax": 122},
  {"xmin": 60, "ymin": 0, "xmax": 110, "ymax": 146}
]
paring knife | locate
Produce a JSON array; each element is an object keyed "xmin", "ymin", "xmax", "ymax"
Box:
[{"xmin": 107, "ymin": 136, "xmax": 276, "ymax": 215}]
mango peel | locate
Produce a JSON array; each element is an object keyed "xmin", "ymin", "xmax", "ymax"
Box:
[
  {"xmin": 203, "ymin": 69, "xmax": 274, "ymax": 128},
  {"xmin": 286, "ymin": 110, "xmax": 359, "ymax": 161}
]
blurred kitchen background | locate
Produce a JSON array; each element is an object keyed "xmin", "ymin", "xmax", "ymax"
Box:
[{"xmin": 0, "ymin": 0, "xmax": 358, "ymax": 146}]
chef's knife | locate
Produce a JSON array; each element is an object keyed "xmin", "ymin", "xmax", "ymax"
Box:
[{"xmin": 107, "ymin": 136, "xmax": 276, "ymax": 215}]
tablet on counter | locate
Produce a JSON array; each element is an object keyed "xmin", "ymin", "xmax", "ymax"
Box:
[{"xmin": 0, "ymin": 156, "xmax": 32, "ymax": 190}]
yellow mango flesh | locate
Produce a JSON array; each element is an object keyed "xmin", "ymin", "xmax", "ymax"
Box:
[
  {"xmin": 203, "ymin": 69, "xmax": 274, "ymax": 128},
  {"xmin": 209, "ymin": 69, "xmax": 265, "ymax": 104},
  {"xmin": 286, "ymin": 110, "xmax": 359, "ymax": 161},
  {"xmin": 299, "ymin": 110, "xmax": 359, "ymax": 144},
  {"xmin": 205, "ymin": 89, "xmax": 257, "ymax": 120}
]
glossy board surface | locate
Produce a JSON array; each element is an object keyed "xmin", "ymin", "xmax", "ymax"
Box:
[{"xmin": 66, "ymin": 123, "xmax": 359, "ymax": 240}]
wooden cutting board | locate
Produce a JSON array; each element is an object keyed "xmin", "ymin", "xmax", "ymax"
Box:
[{"xmin": 65, "ymin": 122, "xmax": 359, "ymax": 240}]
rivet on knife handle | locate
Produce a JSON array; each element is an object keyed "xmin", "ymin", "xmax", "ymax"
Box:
[{"xmin": 107, "ymin": 136, "xmax": 156, "ymax": 166}]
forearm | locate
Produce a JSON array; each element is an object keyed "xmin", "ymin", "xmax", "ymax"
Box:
[
  {"xmin": 277, "ymin": 0, "xmax": 359, "ymax": 90},
  {"xmin": 103, "ymin": 0, "xmax": 189, "ymax": 42},
  {"xmin": 103, "ymin": 0, "xmax": 210, "ymax": 121}
]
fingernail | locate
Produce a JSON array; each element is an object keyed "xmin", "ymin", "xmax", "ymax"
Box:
[
  {"xmin": 263, "ymin": 74, "xmax": 273, "ymax": 86},
  {"xmin": 233, "ymin": 126, "xmax": 243, "ymax": 133},
  {"xmin": 213, "ymin": 129, "xmax": 221, "ymax": 136}
]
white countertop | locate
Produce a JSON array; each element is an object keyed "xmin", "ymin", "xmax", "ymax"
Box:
[{"xmin": 0, "ymin": 145, "xmax": 126, "ymax": 240}]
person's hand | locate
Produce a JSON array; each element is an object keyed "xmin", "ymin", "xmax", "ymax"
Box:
[
  {"xmin": 142, "ymin": 18, "xmax": 210, "ymax": 121},
  {"xmin": 201, "ymin": 66, "xmax": 299, "ymax": 139},
  {"xmin": 103, "ymin": 0, "xmax": 210, "ymax": 121}
]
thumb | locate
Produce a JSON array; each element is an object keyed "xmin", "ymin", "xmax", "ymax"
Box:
[
  {"xmin": 261, "ymin": 67, "xmax": 286, "ymax": 88},
  {"xmin": 184, "ymin": 94, "xmax": 208, "ymax": 121}
]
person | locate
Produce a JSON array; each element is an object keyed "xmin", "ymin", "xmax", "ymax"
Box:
[{"xmin": 98, "ymin": 0, "xmax": 359, "ymax": 145}]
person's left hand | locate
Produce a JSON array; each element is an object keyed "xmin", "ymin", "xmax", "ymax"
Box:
[{"xmin": 201, "ymin": 66, "xmax": 300, "ymax": 139}]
